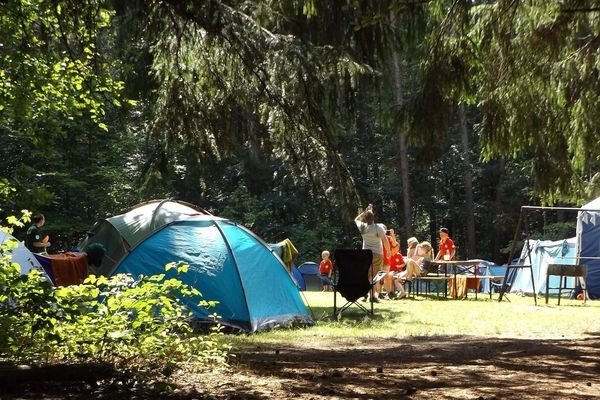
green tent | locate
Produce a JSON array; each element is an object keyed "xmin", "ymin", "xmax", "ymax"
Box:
[{"xmin": 79, "ymin": 199, "xmax": 210, "ymax": 275}]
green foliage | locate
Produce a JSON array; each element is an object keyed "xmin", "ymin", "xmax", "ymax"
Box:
[
  {"xmin": 125, "ymin": 0, "xmax": 380, "ymax": 217},
  {"xmin": 0, "ymin": 0, "xmax": 142, "ymax": 248},
  {"xmin": 51, "ymin": 272, "xmax": 228, "ymax": 378},
  {"xmin": 0, "ymin": 237, "xmax": 57, "ymax": 361},
  {"xmin": 287, "ymin": 219, "xmax": 342, "ymax": 264},
  {"xmin": 3, "ymin": 0, "xmax": 597, "ymax": 275},
  {"xmin": 1, "ymin": 214, "xmax": 229, "ymax": 382},
  {"xmin": 0, "ymin": 0, "xmax": 124, "ymax": 136},
  {"xmin": 432, "ymin": 0, "xmax": 600, "ymax": 201},
  {"xmin": 220, "ymin": 184, "xmax": 275, "ymax": 233},
  {"xmin": 0, "ymin": 178, "xmax": 15, "ymax": 200}
]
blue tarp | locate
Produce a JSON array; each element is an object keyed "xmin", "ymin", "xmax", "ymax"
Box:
[
  {"xmin": 113, "ymin": 216, "xmax": 313, "ymax": 332},
  {"xmin": 510, "ymin": 238, "xmax": 577, "ymax": 295},
  {"xmin": 578, "ymin": 197, "xmax": 600, "ymax": 299}
]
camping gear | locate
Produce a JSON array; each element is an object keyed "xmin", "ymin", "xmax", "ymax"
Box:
[
  {"xmin": 510, "ymin": 238, "xmax": 577, "ymax": 296},
  {"xmin": 333, "ymin": 249, "xmax": 374, "ymax": 317},
  {"xmin": 502, "ymin": 201, "xmax": 600, "ymax": 301},
  {"xmin": 79, "ymin": 199, "xmax": 210, "ymax": 275},
  {"xmin": 0, "ymin": 232, "xmax": 51, "ymax": 281},
  {"xmin": 112, "ymin": 215, "xmax": 313, "ymax": 332}
]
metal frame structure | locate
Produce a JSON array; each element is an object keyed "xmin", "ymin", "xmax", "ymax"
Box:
[{"xmin": 498, "ymin": 205, "xmax": 600, "ymax": 304}]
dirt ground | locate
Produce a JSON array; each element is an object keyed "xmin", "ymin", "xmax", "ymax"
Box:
[{"xmin": 3, "ymin": 335, "xmax": 600, "ymax": 399}]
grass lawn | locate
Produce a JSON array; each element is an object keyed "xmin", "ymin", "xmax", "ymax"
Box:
[
  {"xmin": 228, "ymin": 291, "xmax": 600, "ymax": 346},
  {"xmin": 215, "ymin": 292, "xmax": 600, "ymax": 399}
]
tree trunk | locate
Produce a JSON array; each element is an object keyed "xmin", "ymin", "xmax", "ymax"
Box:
[
  {"xmin": 356, "ymin": 75, "xmax": 371, "ymax": 187},
  {"xmin": 493, "ymin": 158, "xmax": 506, "ymax": 263},
  {"xmin": 390, "ymin": 14, "xmax": 412, "ymax": 238},
  {"xmin": 459, "ymin": 104, "xmax": 476, "ymax": 258}
]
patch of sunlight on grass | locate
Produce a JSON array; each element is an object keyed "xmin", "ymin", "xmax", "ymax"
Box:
[{"xmin": 227, "ymin": 291, "xmax": 600, "ymax": 347}]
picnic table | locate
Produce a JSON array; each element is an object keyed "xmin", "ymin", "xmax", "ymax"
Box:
[{"xmin": 419, "ymin": 260, "xmax": 501, "ymax": 299}]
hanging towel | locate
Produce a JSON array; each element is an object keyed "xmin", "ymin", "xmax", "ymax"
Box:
[
  {"xmin": 278, "ymin": 239, "xmax": 298, "ymax": 271},
  {"xmin": 46, "ymin": 253, "xmax": 89, "ymax": 286},
  {"xmin": 449, "ymin": 276, "xmax": 480, "ymax": 298}
]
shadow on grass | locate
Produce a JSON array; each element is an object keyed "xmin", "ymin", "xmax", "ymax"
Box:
[
  {"xmin": 5, "ymin": 337, "xmax": 598, "ymax": 400},
  {"xmin": 307, "ymin": 302, "xmax": 393, "ymax": 323},
  {"xmin": 306, "ymin": 294, "xmax": 476, "ymax": 325},
  {"xmin": 227, "ymin": 335, "xmax": 600, "ymax": 400}
]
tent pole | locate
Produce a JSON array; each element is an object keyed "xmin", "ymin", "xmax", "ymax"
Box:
[
  {"xmin": 522, "ymin": 210, "xmax": 537, "ymax": 305},
  {"xmin": 150, "ymin": 198, "xmax": 171, "ymax": 232},
  {"xmin": 499, "ymin": 207, "xmax": 524, "ymax": 302},
  {"xmin": 213, "ymin": 220, "xmax": 254, "ymax": 332}
]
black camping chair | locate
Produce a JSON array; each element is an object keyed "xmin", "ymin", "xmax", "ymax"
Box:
[{"xmin": 333, "ymin": 249, "xmax": 374, "ymax": 317}]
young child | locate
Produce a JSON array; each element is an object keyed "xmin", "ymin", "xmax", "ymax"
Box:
[{"xmin": 319, "ymin": 250, "xmax": 333, "ymax": 291}]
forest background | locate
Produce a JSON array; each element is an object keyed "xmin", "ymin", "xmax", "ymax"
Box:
[{"xmin": 1, "ymin": 0, "xmax": 599, "ymax": 265}]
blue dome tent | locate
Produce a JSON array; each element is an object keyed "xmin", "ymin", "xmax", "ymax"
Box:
[
  {"xmin": 297, "ymin": 262, "xmax": 323, "ymax": 291},
  {"xmin": 112, "ymin": 215, "xmax": 313, "ymax": 332}
]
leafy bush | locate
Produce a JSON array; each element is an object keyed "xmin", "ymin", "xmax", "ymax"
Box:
[
  {"xmin": 0, "ymin": 244, "xmax": 57, "ymax": 361},
  {"xmin": 53, "ymin": 268, "xmax": 229, "ymax": 379},
  {"xmin": 1, "ymin": 214, "xmax": 229, "ymax": 383}
]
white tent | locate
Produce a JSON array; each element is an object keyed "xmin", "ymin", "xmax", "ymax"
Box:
[{"xmin": 0, "ymin": 231, "xmax": 49, "ymax": 280}]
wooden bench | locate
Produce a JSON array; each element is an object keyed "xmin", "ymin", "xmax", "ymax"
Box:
[
  {"xmin": 413, "ymin": 274, "xmax": 505, "ymax": 300},
  {"xmin": 412, "ymin": 275, "xmax": 450, "ymax": 299}
]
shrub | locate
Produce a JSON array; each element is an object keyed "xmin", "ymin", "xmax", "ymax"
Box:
[{"xmin": 1, "ymin": 214, "xmax": 229, "ymax": 383}]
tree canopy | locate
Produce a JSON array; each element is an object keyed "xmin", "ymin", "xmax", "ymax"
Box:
[{"xmin": 1, "ymin": 0, "xmax": 599, "ymax": 262}]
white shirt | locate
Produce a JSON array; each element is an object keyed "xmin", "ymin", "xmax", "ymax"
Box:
[{"xmin": 355, "ymin": 221, "xmax": 386, "ymax": 255}]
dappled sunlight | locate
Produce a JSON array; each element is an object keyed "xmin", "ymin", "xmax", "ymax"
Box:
[{"xmin": 216, "ymin": 336, "xmax": 600, "ymax": 400}]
